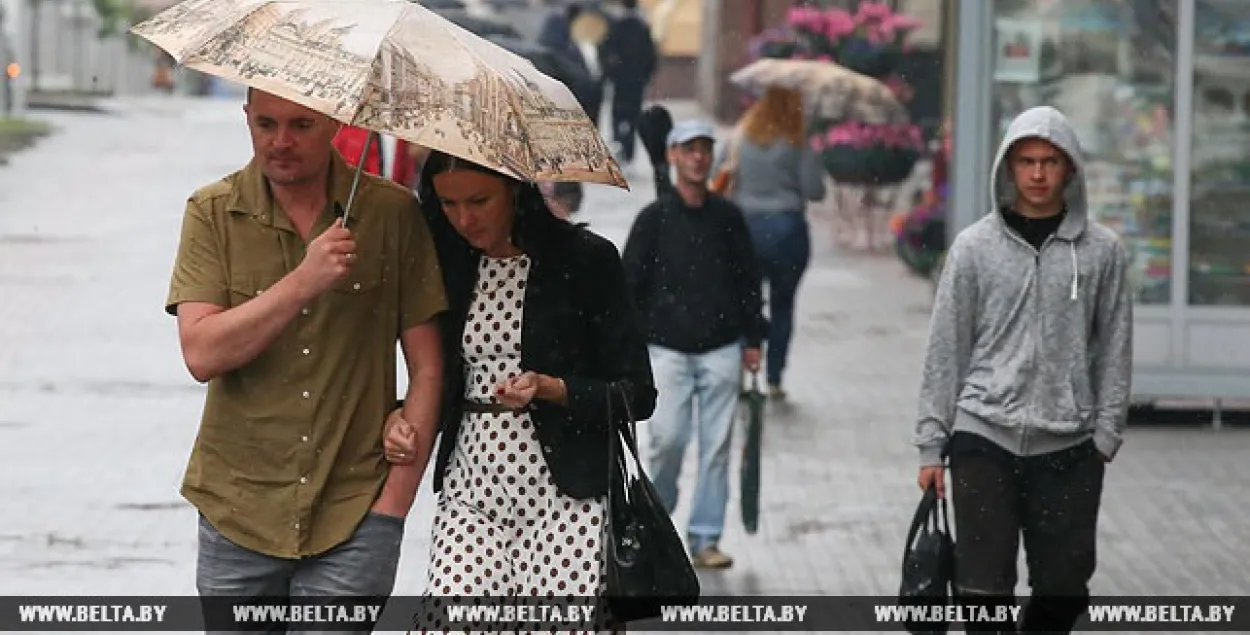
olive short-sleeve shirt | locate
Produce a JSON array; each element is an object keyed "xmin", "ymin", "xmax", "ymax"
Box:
[{"xmin": 166, "ymin": 151, "xmax": 447, "ymax": 558}]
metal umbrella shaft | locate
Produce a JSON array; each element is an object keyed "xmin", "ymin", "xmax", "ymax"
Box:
[{"xmin": 340, "ymin": 130, "xmax": 377, "ymax": 228}]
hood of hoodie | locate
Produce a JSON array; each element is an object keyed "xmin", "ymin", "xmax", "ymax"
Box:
[{"xmin": 990, "ymin": 106, "xmax": 1088, "ymax": 238}]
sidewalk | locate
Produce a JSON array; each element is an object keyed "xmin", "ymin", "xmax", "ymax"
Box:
[{"xmin": 0, "ymin": 97, "xmax": 1246, "ymax": 634}]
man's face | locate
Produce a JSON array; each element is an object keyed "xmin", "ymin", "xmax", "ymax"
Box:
[
  {"xmin": 668, "ymin": 137, "xmax": 713, "ymax": 186},
  {"xmin": 243, "ymin": 90, "xmax": 339, "ymax": 186},
  {"xmin": 1009, "ymin": 137, "xmax": 1070, "ymax": 214}
]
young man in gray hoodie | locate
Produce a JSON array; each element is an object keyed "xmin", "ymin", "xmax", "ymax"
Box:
[{"xmin": 913, "ymin": 106, "xmax": 1133, "ymax": 633}]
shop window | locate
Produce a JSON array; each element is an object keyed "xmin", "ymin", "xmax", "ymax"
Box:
[
  {"xmin": 991, "ymin": 0, "xmax": 1176, "ymax": 305},
  {"xmin": 1190, "ymin": 0, "xmax": 1250, "ymax": 306}
]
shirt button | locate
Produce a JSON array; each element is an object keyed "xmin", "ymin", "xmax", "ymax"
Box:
[
  {"xmin": 352, "ymin": 282, "xmax": 361, "ymax": 290},
  {"xmin": 301, "ymin": 435, "xmax": 309, "ymax": 442},
  {"xmin": 293, "ymin": 522, "xmax": 300, "ymax": 530},
  {"xmin": 299, "ymin": 476, "xmax": 308, "ymax": 484},
  {"xmin": 302, "ymin": 348, "xmax": 310, "ymax": 356},
  {"xmin": 543, "ymin": 445, "xmax": 553, "ymax": 453},
  {"xmin": 302, "ymin": 391, "xmax": 311, "ymax": 399},
  {"xmin": 301, "ymin": 308, "xmax": 310, "ymax": 316}
]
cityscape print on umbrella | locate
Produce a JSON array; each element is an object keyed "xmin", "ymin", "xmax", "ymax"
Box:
[
  {"xmin": 355, "ymin": 40, "xmax": 622, "ymax": 183},
  {"xmin": 130, "ymin": 0, "xmax": 625, "ymax": 186},
  {"xmin": 131, "ymin": 0, "xmax": 389, "ymax": 120}
]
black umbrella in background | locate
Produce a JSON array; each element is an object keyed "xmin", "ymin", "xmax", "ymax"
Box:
[
  {"xmin": 739, "ymin": 372, "xmax": 765, "ymax": 534},
  {"xmin": 637, "ymin": 104, "xmax": 674, "ymax": 196}
]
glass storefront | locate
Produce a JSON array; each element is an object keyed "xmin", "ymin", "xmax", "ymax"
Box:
[
  {"xmin": 1190, "ymin": 0, "xmax": 1250, "ymax": 306},
  {"xmin": 989, "ymin": 0, "xmax": 1176, "ymax": 305}
]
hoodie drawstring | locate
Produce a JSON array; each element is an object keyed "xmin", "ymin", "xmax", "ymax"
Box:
[{"xmin": 1069, "ymin": 243, "xmax": 1079, "ymax": 301}]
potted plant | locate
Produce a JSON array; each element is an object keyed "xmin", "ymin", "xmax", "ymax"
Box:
[{"xmin": 809, "ymin": 119, "xmax": 924, "ymax": 187}]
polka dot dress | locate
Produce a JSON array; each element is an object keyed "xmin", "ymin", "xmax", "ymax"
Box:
[{"xmin": 416, "ymin": 254, "xmax": 609, "ymax": 634}]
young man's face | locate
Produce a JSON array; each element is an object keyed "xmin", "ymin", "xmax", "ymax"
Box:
[
  {"xmin": 668, "ymin": 137, "xmax": 714, "ymax": 186},
  {"xmin": 1009, "ymin": 137, "xmax": 1071, "ymax": 215}
]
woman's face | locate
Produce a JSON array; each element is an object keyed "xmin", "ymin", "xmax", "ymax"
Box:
[{"xmin": 432, "ymin": 169, "xmax": 516, "ymax": 256}]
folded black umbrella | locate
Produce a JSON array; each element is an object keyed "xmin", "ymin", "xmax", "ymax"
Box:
[
  {"xmin": 739, "ymin": 372, "xmax": 765, "ymax": 534},
  {"xmin": 636, "ymin": 104, "xmax": 674, "ymax": 195},
  {"xmin": 898, "ymin": 485, "xmax": 955, "ymax": 635}
]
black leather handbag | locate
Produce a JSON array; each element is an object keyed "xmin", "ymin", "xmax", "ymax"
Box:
[{"xmin": 603, "ymin": 382, "xmax": 701, "ymax": 624}]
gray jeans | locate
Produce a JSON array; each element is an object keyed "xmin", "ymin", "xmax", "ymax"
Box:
[{"xmin": 196, "ymin": 512, "xmax": 405, "ymax": 635}]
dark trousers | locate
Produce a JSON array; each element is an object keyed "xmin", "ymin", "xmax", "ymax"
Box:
[
  {"xmin": 196, "ymin": 512, "xmax": 404, "ymax": 634},
  {"xmin": 745, "ymin": 210, "xmax": 810, "ymax": 386},
  {"xmin": 950, "ymin": 435, "xmax": 1105, "ymax": 634},
  {"xmin": 611, "ymin": 82, "xmax": 646, "ymax": 162}
]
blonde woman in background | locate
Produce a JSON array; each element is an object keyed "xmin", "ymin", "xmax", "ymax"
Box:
[{"xmin": 712, "ymin": 86, "xmax": 826, "ymax": 400}]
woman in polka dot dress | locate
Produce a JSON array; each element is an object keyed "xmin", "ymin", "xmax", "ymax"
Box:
[{"xmin": 385, "ymin": 152, "xmax": 657, "ymax": 633}]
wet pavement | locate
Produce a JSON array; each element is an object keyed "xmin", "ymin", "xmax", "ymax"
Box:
[{"xmin": 0, "ymin": 96, "xmax": 1248, "ymax": 634}]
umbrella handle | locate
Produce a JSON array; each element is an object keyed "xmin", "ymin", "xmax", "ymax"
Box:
[{"xmin": 341, "ymin": 131, "xmax": 376, "ymax": 228}]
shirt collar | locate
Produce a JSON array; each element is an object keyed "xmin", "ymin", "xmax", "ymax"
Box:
[{"xmin": 226, "ymin": 150, "xmax": 358, "ymax": 231}]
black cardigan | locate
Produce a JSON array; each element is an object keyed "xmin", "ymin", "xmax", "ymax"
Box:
[{"xmin": 419, "ymin": 203, "xmax": 657, "ymax": 500}]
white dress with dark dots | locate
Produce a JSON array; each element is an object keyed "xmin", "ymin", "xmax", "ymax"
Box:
[{"xmin": 418, "ymin": 254, "xmax": 607, "ymax": 633}]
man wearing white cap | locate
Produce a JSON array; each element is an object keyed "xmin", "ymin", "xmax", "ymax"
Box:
[{"xmin": 622, "ymin": 119, "xmax": 766, "ymax": 569}]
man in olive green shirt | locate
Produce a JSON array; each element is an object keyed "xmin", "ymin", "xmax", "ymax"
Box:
[{"xmin": 166, "ymin": 89, "xmax": 446, "ymax": 630}]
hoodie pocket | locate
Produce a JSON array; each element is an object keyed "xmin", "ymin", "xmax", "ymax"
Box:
[
  {"xmin": 1045, "ymin": 373, "xmax": 1093, "ymax": 433},
  {"xmin": 1069, "ymin": 372, "xmax": 1094, "ymax": 416}
]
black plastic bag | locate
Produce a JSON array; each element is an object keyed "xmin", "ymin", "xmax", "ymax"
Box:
[{"xmin": 898, "ymin": 485, "xmax": 955, "ymax": 635}]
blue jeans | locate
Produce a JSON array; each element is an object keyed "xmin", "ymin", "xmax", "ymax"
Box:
[
  {"xmin": 745, "ymin": 210, "xmax": 811, "ymax": 386},
  {"xmin": 646, "ymin": 343, "xmax": 742, "ymax": 553},
  {"xmin": 196, "ymin": 512, "xmax": 404, "ymax": 635}
]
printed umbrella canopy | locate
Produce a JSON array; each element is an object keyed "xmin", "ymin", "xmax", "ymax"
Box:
[
  {"xmin": 130, "ymin": 0, "xmax": 627, "ymax": 204},
  {"xmin": 730, "ymin": 57, "xmax": 909, "ymax": 125}
]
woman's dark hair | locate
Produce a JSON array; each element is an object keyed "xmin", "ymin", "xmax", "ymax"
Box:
[{"xmin": 418, "ymin": 150, "xmax": 574, "ymax": 255}]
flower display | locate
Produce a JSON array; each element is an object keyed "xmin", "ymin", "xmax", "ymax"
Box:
[
  {"xmin": 809, "ymin": 121, "xmax": 925, "ymax": 153},
  {"xmin": 782, "ymin": 1, "xmax": 921, "ymax": 73},
  {"xmin": 809, "ymin": 121, "xmax": 923, "ymax": 186},
  {"xmin": 744, "ymin": 1, "xmax": 926, "ymax": 187}
]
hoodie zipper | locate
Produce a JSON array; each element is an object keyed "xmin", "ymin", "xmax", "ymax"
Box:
[{"xmin": 1001, "ymin": 223, "xmax": 1054, "ymax": 457}]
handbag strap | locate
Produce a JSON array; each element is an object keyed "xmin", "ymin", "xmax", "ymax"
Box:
[
  {"xmin": 607, "ymin": 382, "xmax": 642, "ymax": 468},
  {"xmin": 901, "ymin": 485, "xmax": 937, "ymax": 562},
  {"xmin": 606, "ymin": 382, "xmax": 642, "ymax": 523}
]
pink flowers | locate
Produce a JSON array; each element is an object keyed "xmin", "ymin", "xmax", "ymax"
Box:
[
  {"xmin": 809, "ymin": 121, "xmax": 924, "ymax": 152},
  {"xmin": 785, "ymin": 6, "xmax": 826, "ymax": 33},
  {"xmin": 785, "ymin": 1, "xmax": 921, "ymax": 49},
  {"xmin": 823, "ymin": 12, "xmax": 855, "ymax": 39}
]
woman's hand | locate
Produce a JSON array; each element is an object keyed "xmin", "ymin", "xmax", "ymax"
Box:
[
  {"xmin": 383, "ymin": 408, "xmax": 418, "ymax": 465},
  {"xmin": 495, "ymin": 371, "xmax": 540, "ymax": 409}
]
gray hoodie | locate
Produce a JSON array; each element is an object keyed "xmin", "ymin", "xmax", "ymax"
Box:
[{"xmin": 913, "ymin": 106, "xmax": 1133, "ymax": 466}]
